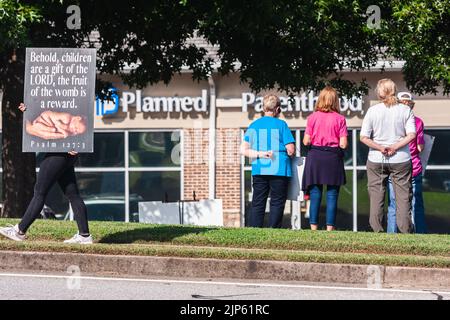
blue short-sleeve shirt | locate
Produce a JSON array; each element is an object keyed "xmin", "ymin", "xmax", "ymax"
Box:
[{"xmin": 243, "ymin": 117, "xmax": 295, "ymax": 177}]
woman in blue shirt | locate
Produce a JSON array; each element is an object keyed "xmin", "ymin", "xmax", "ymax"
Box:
[{"xmin": 240, "ymin": 95, "xmax": 295, "ymax": 228}]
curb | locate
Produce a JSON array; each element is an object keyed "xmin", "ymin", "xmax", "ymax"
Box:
[{"xmin": 0, "ymin": 250, "xmax": 449, "ymax": 289}]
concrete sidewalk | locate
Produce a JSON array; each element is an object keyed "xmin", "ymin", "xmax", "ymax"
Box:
[{"xmin": 0, "ymin": 250, "xmax": 449, "ymax": 290}]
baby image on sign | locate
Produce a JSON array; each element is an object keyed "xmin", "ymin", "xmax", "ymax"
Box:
[{"xmin": 22, "ymin": 48, "xmax": 96, "ymax": 153}]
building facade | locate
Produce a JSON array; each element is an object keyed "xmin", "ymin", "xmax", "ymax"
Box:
[{"xmin": 1, "ymin": 69, "xmax": 449, "ymax": 233}]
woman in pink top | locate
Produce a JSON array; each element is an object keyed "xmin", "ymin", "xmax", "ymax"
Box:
[{"xmin": 302, "ymin": 86, "xmax": 348, "ymax": 231}]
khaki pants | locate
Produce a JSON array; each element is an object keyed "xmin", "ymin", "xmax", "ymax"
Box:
[{"xmin": 366, "ymin": 160, "xmax": 413, "ymax": 233}]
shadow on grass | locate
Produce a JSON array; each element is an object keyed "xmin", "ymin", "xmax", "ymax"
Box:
[{"xmin": 98, "ymin": 225, "xmax": 218, "ymax": 244}]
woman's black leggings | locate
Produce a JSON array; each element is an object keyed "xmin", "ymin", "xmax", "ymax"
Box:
[{"xmin": 19, "ymin": 153, "xmax": 89, "ymax": 235}]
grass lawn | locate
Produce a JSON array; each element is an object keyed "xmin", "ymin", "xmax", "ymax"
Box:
[{"xmin": 0, "ymin": 219, "xmax": 449, "ymax": 268}]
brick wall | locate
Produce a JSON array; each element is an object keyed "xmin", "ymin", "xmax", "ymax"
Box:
[
  {"xmin": 183, "ymin": 128, "xmax": 209, "ymax": 201},
  {"xmin": 216, "ymin": 128, "xmax": 242, "ymax": 227},
  {"xmin": 183, "ymin": 127, "xmax": 243, "ymax": 227}
]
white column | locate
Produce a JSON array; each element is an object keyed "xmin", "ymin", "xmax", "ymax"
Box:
[
  {"xmin": 291, "ymin": 129, "xmax": 302, "ymax": 230},
  {"xmin": 208, "ymin": 76, "xmax": 216, "ymax": 200},
  {"xmin": 125, "ymin": 130, "xmax": 130, "ymax": 222},
  {"xmin": 352, "ymin": 129, "xmax": 358, "ymax": 232}
]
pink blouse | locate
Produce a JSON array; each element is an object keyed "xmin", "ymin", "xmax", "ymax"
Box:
[{"xmin": 305, "ymin": 111, "xmax": 348, "ymax": 147}]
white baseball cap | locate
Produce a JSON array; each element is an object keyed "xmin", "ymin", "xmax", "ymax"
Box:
[{"xmin": 397, "ymin": 92, "xmax": 413, "ymax": 101}]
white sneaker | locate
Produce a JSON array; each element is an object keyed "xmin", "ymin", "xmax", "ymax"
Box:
[
  {"xmin": 63, "ymin": 233, "xmax": 93, "ymax": 245},
  {"xmin": 0, "ymin": 225, "xmax": 26, "ymax": 242}
]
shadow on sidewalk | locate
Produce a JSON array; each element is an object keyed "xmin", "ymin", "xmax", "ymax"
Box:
[{"xmin": 97, "ymin": 225, "xmax": 217, "ymax": 244}]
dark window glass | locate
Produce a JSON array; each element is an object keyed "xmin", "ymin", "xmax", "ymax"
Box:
[
  {"xmin": 244, "ymin": 170, "xmax": 252, "ymax": 226},
  {"xmin": 77, "ymin": 132, "xmax": 124, "ymax": 167},
  {"xmin": 356, "ymin": 169, "xmax": 450, "ymax": 234},
  {"xmin": 424, "ymin": 130, "xmax": 450, "ymax": 166},
  {"xmin": 356, "ymin": 130, "xmax": 369, "ymax": 166},
  {"xmin": 129, "ymin": 132, "xmax": 180, "ymax": 167},
  {"xmin": 42, "ymin": 172, "xmax": 125, "ymax": 221},
  {"xmin": 421, "ymin": 170, "xmax": 450, "ymax": 234},
  {"xmin": 36, "ymin": 132, "xmax": 125, "ymax": 167},
  {"xmin": 77, "ymin": 172, "xmax": 125, "ymax": 221},
  {"xmin": 129, "ymin": 171, "xmax": 181, "ymax": 222},
  {"xmin": 356, "ymin": 170, "xmax": 373, "ymax": 231},
  {"xmin": 336, "ymin": 171, "xmax": 354, "ymax": 230}
]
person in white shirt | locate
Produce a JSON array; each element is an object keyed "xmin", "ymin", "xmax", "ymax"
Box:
[{"xmin": 360, "ymin": 79, "xmax": 416, "ymax": 233}]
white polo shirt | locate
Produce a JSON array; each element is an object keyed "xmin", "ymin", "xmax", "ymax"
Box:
[{"xmin": 360, "ymin": 103, "xmax": 416, "ymax": 164}]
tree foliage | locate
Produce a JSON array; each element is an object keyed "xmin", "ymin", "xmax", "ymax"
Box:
[
  {"xmin": 3, "ymin": 0, "xmax": 448, "ymax": 96},
  {"xmin": 0, "ymin": 0, "xmax": 40, "ymax": 53},
  {"xmin": 197, "ymin": 0, "xmax": 385, "ymax": 96},
  {"xmin": 0, "ymin": 0, "xmax": 449, "ymax": 217},
  {"xmin": 385, "ymin": 0, "xmax": 450, "ymax": 95}
]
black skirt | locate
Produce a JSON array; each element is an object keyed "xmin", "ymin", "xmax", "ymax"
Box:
[{"xmin": 302, "ymin": 145, "xmax": 346, "ymax": 191}]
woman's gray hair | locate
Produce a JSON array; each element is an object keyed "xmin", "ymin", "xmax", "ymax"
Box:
[{"xmin": 263, "ymin": 94, "xmax": 280, "ymax": 112}]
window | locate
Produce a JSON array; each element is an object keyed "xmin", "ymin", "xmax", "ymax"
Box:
[
  {"xmin": 354, "ymin": 129, "xmax": 450, "ymax": 233},
  {"xmin": 242, "ymin": 128, "xmax": 450, "ymax": 234},
  {"xmin": 76, "ymin": 172, "xmax": 125, "ymax": 222},
  {"xmin": 77, "ymin": 133, "xmax": 124, "ymax": 167},
  {"xmin": 424, "ymin": 130, "xmax": 450, "ymax": 166},
  {"xmin": 356, "ymin": 130, "xmax": 369, "ymax": 166},
  {"xmin": 29, "ymin": 130, "xmax": 182, "ymax": 223},
  {"xmin": 129, "ymin": 171, "xmax": 181, "ymax": 222},
  {"xmin": 129, "ymin": 132, "xmax": 180, "ymax": 167},
  {"xmin": 422, "ymin": 170, "xmax": 450, "ymax": 233}
]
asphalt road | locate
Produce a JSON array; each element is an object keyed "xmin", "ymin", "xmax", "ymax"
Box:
[{"xmin": 0, "ymin": 272, "xmax": 449, "ymax": 300}]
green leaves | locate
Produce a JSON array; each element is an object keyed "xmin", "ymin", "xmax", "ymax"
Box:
[
  {"xmin": 0, "ymin": 0, "xmax": 41, "ymax": 53},
  {"xmin": 386, "ymin": 0, "xmax": 450, "ymax": 95},
  {"xmin": 1, "ymin": 0, "xmax": 449, "ymax": 96}
]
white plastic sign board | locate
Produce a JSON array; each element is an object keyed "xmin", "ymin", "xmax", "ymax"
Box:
[
  {"xmin": 138, "ymin": 199, "xmax": 224, "ymax": 227},
  {"xmin": 138, "ymin": 202, "xmax": 180, "ymax": 225},
  {"xmin": 183, "ymin": 199, "xmax": 223, "ymax": 226},
  {"xmin": 420, "ymin": 134, "xmax": 435, "ymax": 175},
  {"xmin": 287, "ymin": 156, "xmax": 305, "ymax": 201}
]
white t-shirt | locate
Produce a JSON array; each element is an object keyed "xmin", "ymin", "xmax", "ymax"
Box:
[{"xmin": 360, "ymin": 103, "xmax": 416, "ymax": 163}]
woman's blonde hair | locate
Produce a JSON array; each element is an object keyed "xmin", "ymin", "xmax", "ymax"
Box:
[
  {"xmin": 376, "ymin": 78, "xmax": 397, "ymax": 107},
  {"xmin": 315, "ymin": 86, "xmax": 340, "ymax": 113}
]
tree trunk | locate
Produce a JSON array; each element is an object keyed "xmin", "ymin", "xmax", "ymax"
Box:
[{"xmin": 1, "ymin": 50, "xmax": 36, "ymax": 218}]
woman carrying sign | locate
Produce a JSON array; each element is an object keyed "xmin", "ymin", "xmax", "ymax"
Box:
[{"xmin": 0, "ymin": 104, "xmax": 92, "ymax": 244}]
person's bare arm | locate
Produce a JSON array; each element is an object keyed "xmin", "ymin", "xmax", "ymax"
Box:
[
  {"xmin": 339, "ymin": 136, "xmax": 348, "ymax": 149},
  {"xmin": 387, "ymin": 133, "xmax": 417, "ymax": 156},
  {"xmin": 360, "ymin": 135, "xmax": 388, "ymax": 155},
  {"xmin": 285, "ymin": 143, "xmax": 295, "ymax": 157},
  {"xmin": 240, "ymin": 141, "xmax": 273, "ymax": 159},
  {"xmin": 418, "ymin": 144, "xmax": 424, "ymax": 153},
  {"xmin": 303, "ymin": 134, "xmax": 311, "ymax": 146}
]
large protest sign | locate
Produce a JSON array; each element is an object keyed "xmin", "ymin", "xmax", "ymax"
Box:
[
  {"xmin": 23, "ymin": 48, "xmax": 96, "ymax": 152},
  {"xmin": 287, "ymin": 156, "xmax": 305, "ymax": 202},
  {"xmin": 420, "ymin": 134, "xmax": 435, "ymax": 175}
]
